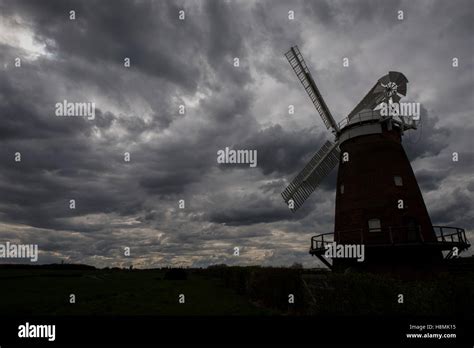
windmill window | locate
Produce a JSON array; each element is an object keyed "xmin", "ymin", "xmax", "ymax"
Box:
[
  {"xmin": 340, "ymin": 185, "xmax": 344, "ymax": 194},
  {"xmin": 368, "ymin": 218, "xmax": 382, "ymax": 232},
  {"xmin": 394, "ymin": 176, "xmax": 403, "ymax": 186}
]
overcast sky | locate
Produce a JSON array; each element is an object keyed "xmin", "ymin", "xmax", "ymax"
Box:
[{"xmin": 0, "ymin": 0, "xmax": 473, "ymax": 268}]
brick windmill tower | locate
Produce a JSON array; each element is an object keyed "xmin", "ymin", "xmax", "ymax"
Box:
[{"xmin": 282, "ymin": 46, "xmax": 470, "ymax": 272}]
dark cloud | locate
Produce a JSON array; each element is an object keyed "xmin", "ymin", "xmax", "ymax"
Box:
[
  {"xmin": 404, "ymin": 107, "xmax": 451, "ymax": 160},
  {"xmin": 235, "ymin": 124, "xmax": 327, "ymax": 175},
  {"xmin": 415, "ymin": 168, "xmax": 449, "ymax": 192},
  {"xmin": 4, "ymin": 0, "xmax": 203, "ymax": 91},
  {"xmin": 429, "ymin": 188, "xmax": 474, "ymax": 227}
]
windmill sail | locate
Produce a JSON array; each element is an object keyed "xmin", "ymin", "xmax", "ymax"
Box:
[
  {"xmin": 282, "ymin": 140, "xmax": 340, "ymax": 212},
  {"xmin": 285, "ymin": 46, "xmax": 339, "ymax": 133}
]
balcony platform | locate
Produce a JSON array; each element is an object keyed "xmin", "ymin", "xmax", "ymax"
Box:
[{"xmin": 310, "ymin": 226, "xmax": 470, "ymax": 269}]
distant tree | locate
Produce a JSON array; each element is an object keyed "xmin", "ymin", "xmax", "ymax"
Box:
[
  {"xmin": 290, "ymin": 262, "xmax": 303, "ymax": 269},
  {"xmin": 208, "ymin": 264, "xmax": 228, "ymax": 269}
]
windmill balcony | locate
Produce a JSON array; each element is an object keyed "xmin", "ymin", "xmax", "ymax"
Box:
[
  {"xmin": 337, "ymin": 109, "xmax": 419, "ymax": 130},
  {"xmin": 310, "ymin": 225, "xmax": 470, "ymax": 260}
]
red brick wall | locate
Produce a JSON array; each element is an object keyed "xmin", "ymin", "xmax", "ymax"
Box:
[{"xmin": 334, "ymin": 127, "xmax": 437, "ymax": 246}]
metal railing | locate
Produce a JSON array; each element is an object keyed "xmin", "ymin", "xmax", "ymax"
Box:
[
  {"xmin": 310, "ymin": 232, "xmax": 334, "ymax": 252},
  {"xmin": 337, "ymin": 110, "xmax": 381, "ymax": 129},
  {"xmin": 310, "ymin": 225, "xmax": 470, "ymax": 253},
  {"xmin": 337, "ymin": 109, "xmax": 419, "ymax": 130},
  {"xmin": 434, "ymin": 226, "xmax": 470, "ymax": 247}
]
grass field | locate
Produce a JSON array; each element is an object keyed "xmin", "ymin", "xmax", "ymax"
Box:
[
  {"xmin": 0, "ymin": 268, "xmax": 271, "ymax": 315},
  {"xmin": 1, "ymin": 265, "xmax": 473, "ymax": 316}
]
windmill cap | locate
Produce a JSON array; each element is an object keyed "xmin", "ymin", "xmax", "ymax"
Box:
[{"xmin": 378, "ymin": 71, "xmax": 409, "ymax": 85}]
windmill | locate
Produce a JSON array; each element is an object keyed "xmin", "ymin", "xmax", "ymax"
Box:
[{"xmin": 281, "ymin": 46, "xmax": 470, "ymax": 271}]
